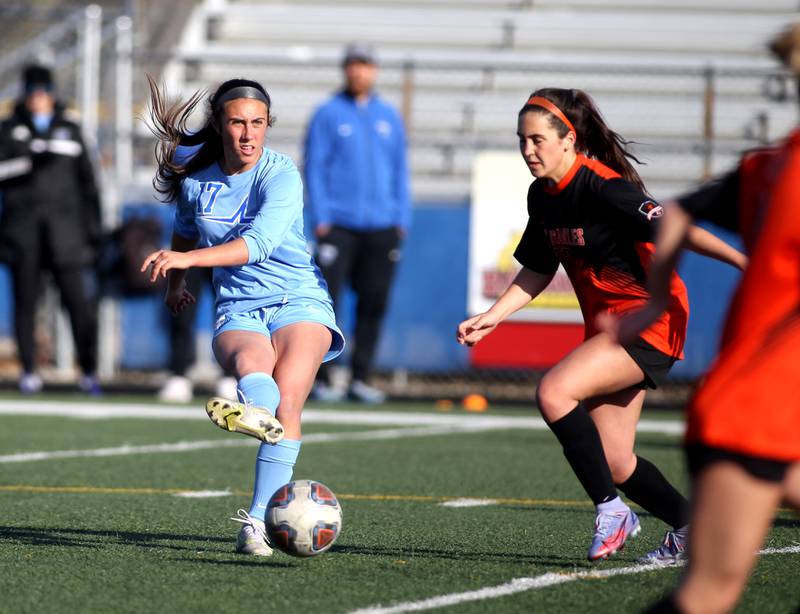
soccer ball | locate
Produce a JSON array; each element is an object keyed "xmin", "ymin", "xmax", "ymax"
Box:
[{"xmin": 266, "ymin": 480, "xmax": 343, "ymax": 557}]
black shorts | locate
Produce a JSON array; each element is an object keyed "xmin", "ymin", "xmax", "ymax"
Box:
[
  {"xmin": 622, "ymin": 336, "xmax": 676, "ymax": 389},
  {"xmin": 686, "ymin": 443, "xmax": 790, "ymax": 483}
]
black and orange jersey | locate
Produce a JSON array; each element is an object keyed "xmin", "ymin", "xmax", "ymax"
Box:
[
  {"xmin": 679, "ymin": 129, "xmax": 800, "ymax": 461},
  {"xmin": 514, "ymin": 153, "xmax": 689, "ymax": 358}
]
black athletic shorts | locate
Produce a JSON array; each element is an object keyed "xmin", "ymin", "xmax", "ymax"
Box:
[
  {"xmin": 622, "ymin": 336, "xmax": 676, "ymax": 390},
  {"xmin": 686, "ymin": 443, "xmax": 790, "ymax": 483}
]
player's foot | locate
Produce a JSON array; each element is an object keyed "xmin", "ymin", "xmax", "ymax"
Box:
[
  {"xmin": 348, "ymin": 379, "xmax": 386, "ymax": 404},
  {"xmin": 588, "ymin": 508, "xmax": 641, "ymax": 561},
  {"xmin": 78, "ymin": 374, "xmax": 102, "ymax": 396},
  {"xmin": 205, "ymin": 397, "xmax": 284, "ymax": 444},
  {"xmin": 19, "ymin": 372, "xmax": 43, "ymax": 395},
  {"xmin": 158, "ymin": 375, "xmax": 193, "ymax": 403},
  {"xmin": 638, "ymin": 525, "xmax": 688, "ymax": 564},
  {"xmin": 310, "ymin": 381, "xmax": 345, "ymax": 403},
  {"xmin": 231, "ymin": 509, "xmax": 272, "ymax": 556}
]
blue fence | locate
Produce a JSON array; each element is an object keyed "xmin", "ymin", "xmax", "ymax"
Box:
[{"xmin": 0, "ymin": 203, "xmax": 740, "ymax": 378}]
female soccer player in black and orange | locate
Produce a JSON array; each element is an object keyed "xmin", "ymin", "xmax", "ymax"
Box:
[
  {"xmin": 457, "ymin": 88, "xmax": 747, "ymax": 562},
  {"xmin": 609, "ymin": 24, "xmax": 800, "ymax": 613}
]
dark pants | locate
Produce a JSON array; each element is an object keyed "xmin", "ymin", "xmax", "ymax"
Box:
[
  {"xmin": 167, "ymin": 266, "xmax": 214, "ymax": 376},
  {"xmin": 11, "ymin": 251, "xmax": 97, "ymax": 374},
  {"xmin": 316, "ymin": 225, "xmax": 401, "ymax": 383}
]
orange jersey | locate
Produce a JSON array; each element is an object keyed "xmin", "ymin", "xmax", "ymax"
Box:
[
  {"xmin": 514, "ymin": 154, "xmax": 689, "ymax": 358},
  {"xmin": 680, "ymin": 130, "xmax": 800, "ymax": 461}
]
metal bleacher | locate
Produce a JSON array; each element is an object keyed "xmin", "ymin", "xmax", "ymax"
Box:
[{"xmin": 145, "ymin": 0, "xmax": 799, "ymax": 201}]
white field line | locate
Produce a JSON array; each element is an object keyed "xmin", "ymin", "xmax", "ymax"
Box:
[
  {"xmin": 173, "ymin": 490, "xmax": 231, "ymax": 498},
  {"xmin": 0, "ymin": 424, "xmax": 496, "ymax": 464},
  {"xmin": 0, "ymin": 400, "xmax": 685, "ymax": 435},
  {"xmin": 439, "ymin": 498, "xmax": 499, "ymax": 508},
  {"xmin": 349, "ymin": 546, "xmax": 800, "ymax": 614}
]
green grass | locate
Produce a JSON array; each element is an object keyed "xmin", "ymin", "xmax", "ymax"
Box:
[{"xmin": 0, "ymin": 396, "xmax": 797, "ymax": 613}]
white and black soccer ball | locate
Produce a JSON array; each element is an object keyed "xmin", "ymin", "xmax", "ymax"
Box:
[{"xmin": 266, "ymin": 479, "xmax": 342, "ymax": 557}]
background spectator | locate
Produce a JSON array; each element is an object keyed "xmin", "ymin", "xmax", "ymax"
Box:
[
  {"xmin": 0, "ymin": 64, "xmax": 102, "ymax": 394},
  {"xmin": 303, "ymin": 42, "xmax": 411, "ymax": 404}
]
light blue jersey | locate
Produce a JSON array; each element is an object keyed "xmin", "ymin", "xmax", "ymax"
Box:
[{"xmin": 174, "ymin": 148, "xmax": 331, "ymax": 315}]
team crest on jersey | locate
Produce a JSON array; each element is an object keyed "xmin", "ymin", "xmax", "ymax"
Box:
[
  {"xmin": 638, "ymin": 200, "xmax": 664, "ymax": 220},
  {"xmin": 375, "ymin": 120, "xmax": 392, "ymax": 137}
]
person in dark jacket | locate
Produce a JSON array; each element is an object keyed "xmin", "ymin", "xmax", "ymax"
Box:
[
  {"xmin": 303, "ymin": 42, "xmax": 411, "ymax": 404},
  {"xmin": 0, "ymin": 64, "xmax": 102, "ymax": 394}
]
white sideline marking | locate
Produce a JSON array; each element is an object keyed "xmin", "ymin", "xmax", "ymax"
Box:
[
  {"xmin": 0, "ymin": 424, "xmax": 495, "ymax": 464},
  {"xmin": 0, "ymin": 400, "xmax": 685, "ymax": 435},
  {"xmin": 173, "ymin": 490, "xmax": 231, "ymax": 498},
  {"xmin": 439, "ymin": 498, "xmax": 498, "ymax": 508},
  {"xmin": 349, "ymin": 546, "xmax": 800, "ymax": 614}
]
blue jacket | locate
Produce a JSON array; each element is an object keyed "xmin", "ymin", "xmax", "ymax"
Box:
[{"xmin": 303, "ymin": 91, "xmax": 411, "ymax": 231}]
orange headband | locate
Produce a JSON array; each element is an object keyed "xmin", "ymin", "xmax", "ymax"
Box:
[{"xmin": 526, "ymin": 96, "xmax": 576, "ymax": 135}]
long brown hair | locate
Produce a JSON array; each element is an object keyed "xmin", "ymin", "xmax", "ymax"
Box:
[
  {"xmin": 520, "ymin": 87, "xmax": 646, "ymax": 191},
  {"xmin": 145, "ymin": 75, "xmax": 275, "ymax": 202}
]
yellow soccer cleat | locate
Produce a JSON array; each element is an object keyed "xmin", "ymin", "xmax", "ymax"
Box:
[{"xmin": 205, "ymin": 397, "xmax": 284, "ymax": 444}]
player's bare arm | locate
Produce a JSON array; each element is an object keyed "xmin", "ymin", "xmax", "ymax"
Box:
[
  {"xmin": 141, "ymin": 237, "xmax": 250, "ymax": 282},
  {"xmin": 685, "ymin": 221, "xmax": 748, "ymax": 271},
  {"xmin": 457, "ymin": 267, "xmax": 554, "ymax": 346}
]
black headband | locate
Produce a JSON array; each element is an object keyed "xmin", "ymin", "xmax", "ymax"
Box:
[{"xmin": 213, "ymin": 86, "xmax": 270, "ymax": 113}]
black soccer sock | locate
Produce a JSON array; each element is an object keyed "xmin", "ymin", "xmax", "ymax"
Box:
[
  {"xmin": 644, "ymin": 595, "xmax": 684, "ymax": 614},
  {"xmin": 618, "ymin": 455, "xmax": 690, "ymax": 529},
  {"xmin": 548, "ymin": 403, "xmax": 618, "ymax": 505}
]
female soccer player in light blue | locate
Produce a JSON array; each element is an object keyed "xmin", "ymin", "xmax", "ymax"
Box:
[{"xmin": 141, "ymin": 77, "xmax": 344, "ymax": 556}]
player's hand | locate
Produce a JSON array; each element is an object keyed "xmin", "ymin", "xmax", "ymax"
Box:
[
  {"xmin": 457, "ymin": 312, "xmax": 500, "ymax": 347},
  {"xmin": 315, "ymin": 224, "xmax": 332, "ymax": 238},
  {"xmin": 140, "ymin": 249, "xmax": 193, "ymax": 282},
  {"xmin": 164, "ymin": 282, "xmax": 196, "ymax": 315},
  {"xmin": 596, "ymin": 302, "xmax": 664, "ymax": 346}
]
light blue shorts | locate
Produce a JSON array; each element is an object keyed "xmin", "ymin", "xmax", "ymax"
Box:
[{"xmin": 214, "ymin": 297, "xmax": 345, "ymax": 363}]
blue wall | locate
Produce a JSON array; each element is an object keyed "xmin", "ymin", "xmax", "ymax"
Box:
[{"xmin": 0, "ymin": 204, "xmax": 740, "ymax": 378}]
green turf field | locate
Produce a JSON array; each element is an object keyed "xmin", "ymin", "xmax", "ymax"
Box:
[{"xmin": 0, "ymin": 396, "xmax": 797, "ymax": 613}]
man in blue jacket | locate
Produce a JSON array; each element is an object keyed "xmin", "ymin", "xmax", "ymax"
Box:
[{"xmin": 304, "ymin": 42, "xmax": 411, "ymax": 404}]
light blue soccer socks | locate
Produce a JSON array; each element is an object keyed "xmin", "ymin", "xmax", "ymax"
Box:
[
  {"xmin": 248, "ymin": 439, "xmax": 302, "ymax": 520},
  {"xmin": 237, "ymin": 372, "xmax": 281, "ymax": 414},
  {"xmin": 236, "ymin": 372, "xmax": 301, "ymax": 521}
]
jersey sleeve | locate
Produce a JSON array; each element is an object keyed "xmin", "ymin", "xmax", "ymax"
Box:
[
  {"xmin": 676, "ymin": 169, "xmax": 740, "ymax": 232},
  {"xmin": 240, "ymin": 164, "xmax": 303, "ymax": 263},
  {"xmin": 513, "ymin": 217, "xmax": 559, "ymax": 275},
  {"xmin": 596, "ymin": 178, "xmax": 661, "ymax": 239},
  {"xmin": 173, "ymin": 187, "xmax": 199, "ymax": 240}
]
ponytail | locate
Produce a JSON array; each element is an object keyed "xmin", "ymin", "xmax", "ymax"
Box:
[{"xmin": 520, "ymin": 87, "xmax": 646, "ymax": 192}]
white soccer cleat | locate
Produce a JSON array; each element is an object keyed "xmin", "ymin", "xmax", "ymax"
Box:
[
  {"xmin": 19, "ymin": 372, "xmax": 43, "ymax": 395},
  {"xmin": 158, "ymin": 375, "xmax": 193, "ymax": 403},
  {"xmin": 348, "ymin": 379, "xmax": 387, "ymax": 404},
  {"xmin": 205, "ymin": 396, "xmax": 284, "ymax": 444},
  {"xmin": 231, "ymin": 509, "xmax": 273, "ymax": 556},
  {"xmin": 638, "ymin": 525, "xmax": 688, "ymax": 564}
]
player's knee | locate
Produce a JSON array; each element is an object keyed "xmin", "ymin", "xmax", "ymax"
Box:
[
  {"xmin": 229, "ymin": 349, "xmax": 265, "ymax": 377},
  {"xmin": 607, "ymin": 453, "xmax": 637, "ymax": 484},
  {"xmin": 535, "ymin": 375, "xmax": 574, "ymax": 422}
]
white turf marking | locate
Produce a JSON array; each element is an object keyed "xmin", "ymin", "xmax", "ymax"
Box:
[
  {"xmin": 0, "ymin": 424, "xmax": 495, "ymax": 464},
  {"xmin": 349, "ymin": 546, "xmax": 800, "ymax": 614},
  {"xmin": 439, "ymin": 498, "xmax": 498, "ymax": 508},
  {"xmin": 173, "ymin": 490, "xmax": 231, "ymax": 498},
  {"xmin": 0, "ymin": 400, "xmax": 685, "ymax": 435}
]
